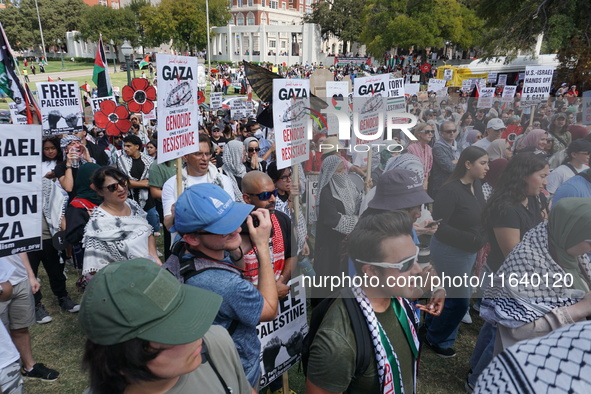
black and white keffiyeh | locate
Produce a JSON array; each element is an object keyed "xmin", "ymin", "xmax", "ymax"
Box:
[
  {"xmin": 481, "ymin": 221, "xmax": 591, "ymax": 329},
  {"xmin": 42, "ymin": 178, "xmax": 67, "ymax": 236},
  {"xmin": 116, "ymin": 152, "xmax": 153, "ymax": 209}
]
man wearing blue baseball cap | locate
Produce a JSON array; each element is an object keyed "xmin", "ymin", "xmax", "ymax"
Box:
[{"xmin": 171, "ymin": 183, "xmax": 278, "ymax": 389}]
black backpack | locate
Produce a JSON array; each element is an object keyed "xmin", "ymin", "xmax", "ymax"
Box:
[{"xmin": 301, "ymin": 287, "xmax": 373, "ymax": 379}]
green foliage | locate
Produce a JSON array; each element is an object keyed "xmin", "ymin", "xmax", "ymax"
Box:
[
  {"xmin": 0, "ymin": 0, "xmax": 87, "ymax": 50},
  {"xmin": 140, "ymin": 0, "xmax": 231, "ymax": 53},
  {"xmin": 77, "ymin": 5, "xmax": 140, "ymax": 50},
  {"xmin": 304, "ymin": 0, "xmax": 364, "ymax": 51}
]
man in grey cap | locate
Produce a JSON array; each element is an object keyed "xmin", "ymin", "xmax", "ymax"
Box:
[{"xmin": 473, "ymin": 118, "xmax": 506, "ymax": 150}]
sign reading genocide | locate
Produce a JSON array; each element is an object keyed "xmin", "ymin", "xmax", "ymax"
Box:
[
  {"xmin": 0, "ymin": 125, "xmax": 42, "ymax": 256},
  {"xmin": 273, "ymin": 78, "xmax": 310, "ymax": 169},
  {"xmin": 36, "ymin": 81, "xmax": 83, "ymax": 136},
  {"xmin": 257, "ymin": 276, "xmax": 308, "ymax": 388},
  {"xmin": 156, "ymin": 54, "xmax": 199, "ymax": 163}
]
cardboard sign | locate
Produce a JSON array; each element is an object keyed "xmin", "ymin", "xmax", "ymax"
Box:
[
  {"xmin": 273, "ymin": 79, "xmax": 310, "ymax": 169},
  {"xmin": 521, "ymin": 66, "xmax": 554, "ymax": 106},
  {"xmin": 477, "ymin": 87, "xmax": 496, "ymax": 108},
  {"xmin": 156, "ymin": 54, "xmax": 199, "ymax": 163},
  {"xmin": 230, "ymin": 99, "xmax": 252, "ymax": 120},
  {"xmin": 210, "ymin": 92, "xmax": 222, "ymax": 111},
  {"xmin": 0, "ymin": 125, "xmax": 42, "ymax": 256},
  {"xmin": 257, "ymin": 276, "xmax": 308, "ymax": 388},
  {"xmin": 8, "ymin": 103, "xmax": 26, "ymax": 125},
  {"xmin": 36, "ymin": 81, "xmax": 83, "ymax": 136}
]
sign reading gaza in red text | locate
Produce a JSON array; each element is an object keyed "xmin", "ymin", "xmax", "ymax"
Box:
[
  {"xmin": 156, "ymin": 53, "xmax": 199, "ymax": 163},
  {"xmin": 273, "ymin": 79, "xmax": 310, "ymax": 170}
]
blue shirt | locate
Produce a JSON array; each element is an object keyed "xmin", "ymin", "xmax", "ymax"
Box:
[
  {"xmin": 186, "ymin": 254, "xmax": 264, "ymax": 387},
  {"xmin": 553, "ymin": 172, "xmax": 591, "ymax": 204}
]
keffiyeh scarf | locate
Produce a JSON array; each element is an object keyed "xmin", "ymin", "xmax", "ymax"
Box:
[{"xmin": 116, "ymin": 152, "xmax": 153, "ymax": 209}]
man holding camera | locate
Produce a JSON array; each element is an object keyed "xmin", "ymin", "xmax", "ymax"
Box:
[{"xmin": 171, "ymin": 183, "xmax": 278, "ymax": 389}]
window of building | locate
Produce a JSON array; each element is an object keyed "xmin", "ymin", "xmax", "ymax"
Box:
[
  {"xmin": 237, "ymin": 0, "xmax": 242, "ymax": 7},
  {"xmin": 281, "ymin": 41, "xmax": 286, "ymax": 49},
  {"xmin": 236, "ymin": 13, "xmax": 244, "ymax": 25},
  {"xmin": 270, "ymin": 0, "xmax": 278, "ymax": 9},
  {"xmin": 261, "ymin": 13, "xmax": 267, "ymax": 24},
  {"xmin": 262, "ymin": 0, "xmax": 265, "ymax": 6},
  {"xmin": 270, "ymin": 40, "xmax": 276, "ymax": 48},
  {"xmin": 247, "ymin": 12, "xmax": 255, "ymax": 25},
  {"xmin": 248, "ymin": 0, "xmax": 253, "ymax": 6}
]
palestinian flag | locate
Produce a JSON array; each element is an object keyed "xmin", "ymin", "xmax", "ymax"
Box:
[
  {"xmin": 92, "ymin": 37, "xmax": 112, "ymax": 97},
  {"xmin": 138, "ymin": 54, "xmax": 150, "ymax": 69},
  {"xmin": 0, "ymin": 22, "xmax": 26, "ymax": 112}
]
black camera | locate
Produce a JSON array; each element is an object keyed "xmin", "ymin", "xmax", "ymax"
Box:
[{"xmin": 240, "ymin": 213, "xmax": 260, "ymax": 234}]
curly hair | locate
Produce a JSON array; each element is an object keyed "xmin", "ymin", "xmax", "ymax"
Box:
[{"xmin": 482, "ymin": 152, "xmax": 548, "ymax": 225}]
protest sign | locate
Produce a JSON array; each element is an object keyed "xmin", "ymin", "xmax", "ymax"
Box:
[
  {"xmin": 518, "ymin": 72, "xmax": 525, "ymax": 82},
  {"xmin": 8, "ymin": 103, "xmax": 26, "ymax": 125},
  {"xmin": 257, "ymin": 276, "xmax": 308, "ymax": 388},
  {"xmin": 461, "ymin": 79, "xmax": 472, "ymax": 92},
  {"xmin": 477, "ymin": 87, "xmax": 496, "ymax": 108},
  {"xmin": 326, "ymin": 81, "xmax": 350, "ymax": 136},
  {"xmin": 488, "ymin": 72, "xmax": 498, "ymax": 84},
  {"xmin": 230, "ymin": 99, "xmax": 250, "ymax": 120},
  {"xmin": 210, "ymin": 92, "xmax": 222, "ymax": 110},
  {"xmin": 444, "ymin": 68, "xmax": 453, "ymax": 81},
  {"xmin": 36, "ymin": 81, "xmax": 83, "ymax": 136},
  {"xmin": 583, "ymin": 91, "xmax": 591, "ymax": 125},
  {"xmin": 353, "ymin": 74, "xmax": 389, "ymax": 166},
  {"xmin": 427, "ymin": 78, "xmax": 446, "ymax": 93},
  {"xmin": 387, "ymin": 78, "xmax": 406, "ymax": 112},
  {"xmin": 156, "ymin": 54, "xmax": 199, "ymax": 163},
  {"xmin": 90, "ymin": 96, "xmax": 116, "ymax": 113},
  {"xmin": 0, "ymin": 125, "xmax": 42, "ymax": 256},
  {"xmin": 497, "ymin": 74, "xmax": 507, "ymax": 86},
  {"xmin": 307, "ymin": 174, "xmax": 319, "ymax": 224},
  {"xmin": 405, "ymin": 83, "xmax": 420, "ymax": 96},
  {"xmin": 521, "ymin": 66, "xmax": 554, "ymax": 106},
  {"xmin": 273, "ymin": 78, "xmax": 310, "ymax": 169},
  {"xmin": 501, "ymin": 86, "xmax": 517, "ymax": 103}
]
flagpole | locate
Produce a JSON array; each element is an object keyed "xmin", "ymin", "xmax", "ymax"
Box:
[
  {"xmin": 34, "ymin": 0, "xmax": 48, "ymax": 62},
  {"xmin": 206, "ymin": 0, "xmax": 212, "ymax": 87}
]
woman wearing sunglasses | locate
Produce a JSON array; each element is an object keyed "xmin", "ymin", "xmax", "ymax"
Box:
[
  {"xmin": 243, "ymin": 137, "xmax": 267, "ymax": 173},
  {"xmin": 406, "ymin": 122, "xmax": 434, "ymax": 191},
  {"xmin": 82, "ymin": 167, "xmax": 161, "ymax": 281}
]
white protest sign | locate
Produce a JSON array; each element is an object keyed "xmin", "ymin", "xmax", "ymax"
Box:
[
  {"xmin": 501, "ymin": 86, "xmax": 517, "ymax": 103},
  {"xmin": 0, "ymin": 125, "xmax": 42, "ymax": 256},
  {"xmin": 428, "ymin": 78, "xmax": 446, "ymax": 93},
  {"xmin": 461, "ymin": 79, "xmax": 472, "ymax": 92},
  {"xmin": 90, "ymin": 96, "xmax": 116, "ymax": 113},
  {"xmin": 36, "ymin": 81, "xmax": 83, "ymax": 136},
  {"xmin": 583, "ymin": 91, "xmax": 591, "ymax": 125},
  {"xmin": 404, "ymin": 83, "xmax": 420, "ymax": 96},
  {"xmin": 306, "ymin": 174, "xmax": 319, "ymax": 224},
  {"xmin": 8, "ymin": 103, "xmax": 26, "ymax": 125},
  {"xmin": 353, "ymin": 74, "xmax": 389, "ymax": 166},
  {"xmin": 522, "ymin": 66, "xmax": 554, "ymax": 106},
  {"xmin": 518, "ymin": 72, "xmax": 525, "ymax": 82},
  {"xmin": 497, "ymin": 74, "xmax": 507, "ymax": 86},
  {"xmin": 230, "ymin": 99, "xmax": 250, "ymax": 120},
  {"xmin": 257, "ymin": 276, "xmax": 308, "ymax": 388},
  {"xmin": 444, "ymin": 68, "xmax": 453, "ymax": 81},
  {"xmin": 326, "ymin": 81, "xmax": 350, "ymax": 136},
  {"xmin": 488, "ymin": 72, "xmax": 498, "ymax": 84},
  {"xmin": 273, "ymin": 79, "xmax": 310, "ymax": 169},
  {"xmin": 477, "ymin": 87, "xmax": 496, "ymax": 108},
  {"xmin": 210, "ymin": 92, "xmax": 222, "ymax": 110},
  {"xmin": 156, "ymin": 54, "xmax": 199, "ymax": 163},
  {"xmin": 387, "ymin": 78, "xmax": 406, "ymax": 112}
]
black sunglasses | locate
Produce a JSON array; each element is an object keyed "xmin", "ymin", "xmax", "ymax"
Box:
[
  {"xmin": 442, "ymin": 129, "xmax": 457, "ymax": 134},
  {"xmin": 248, "ymin": 147, "xmax": 261, "ymax": 153},
  {"xmin": 103, "ymin": 179, "xmax": 128, "ymax": 192},
  {"xmin": 247, "ymin": 189, "xmax": 278, "ymax": 201}
]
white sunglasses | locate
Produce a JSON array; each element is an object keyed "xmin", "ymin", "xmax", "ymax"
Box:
[{"xmin": 356, "ymin": 246, "xmax": 419, "ymax": 272}]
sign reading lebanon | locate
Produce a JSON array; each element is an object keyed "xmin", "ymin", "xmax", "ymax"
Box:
[
  {"xmin": 273, "ymin": 78, "xmax": 310, "ymax": 169},
  {"xmin": 522, "ymin": 66, "xmax": 554, "ymax": 106},
  {"xmin": 0, "ymin": 125, "xmax": 42, "ymax": 256},
  {"xmin": 156, "ymin": 54, "xmax": 199, "ymax": 163},
  {"xmin": 257, "ymin": 276, "xmax": 308, "ymax": 388},
  {"xmin": 36, "ymin": 81, "xmax": 83, "ymax": 136}
]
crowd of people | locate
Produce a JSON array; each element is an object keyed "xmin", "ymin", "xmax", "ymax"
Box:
[{"xmin": 2, "ymin": 62, "xmax": 591, "ymax": 394}]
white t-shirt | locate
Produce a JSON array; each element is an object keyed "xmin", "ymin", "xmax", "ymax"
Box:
[
  {"xmin": 547, "ymin": 164, "xmax": 589, "ymax": 194},
  {"xmin": 0, "ymin": 255, "xmax": 27, "ymax": 286},
  {"xmin": 162, "ymin": 170, "xmax": 236, "ymax": 218},
  {"xmin": 0, "ymin": 264, "xmax": 19, "ymax": 369},
  {"xmin": 472, "ymin": 137, "xmax": 493, "ymax": 150}
]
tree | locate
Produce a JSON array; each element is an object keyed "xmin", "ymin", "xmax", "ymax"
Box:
[
  {"xmin": 125, "ymin": 0, "xmax": 151, "ymax": 52},
  {"xmin": 77, "ymin": 5, "xmax": 140, "ymax": 56},
  {"xmin": 304, "ymin": 0, "xmax": 365, "ymax": 54},
  {"xmin": 474, "ymin": 0, "xmax": 591, "ymax": 88},
  {"xmin": 358, "ymin": 0, "xmax": 483, "ymax": 58},
  {"xmin": 140, "ymin": 0, "xmax": 231, "ymax": 53}
]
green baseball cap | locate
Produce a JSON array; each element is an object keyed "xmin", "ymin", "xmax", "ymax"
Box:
[{"xmin": 79, "ymin": 259, "xmax": 222, "ymax": 346}]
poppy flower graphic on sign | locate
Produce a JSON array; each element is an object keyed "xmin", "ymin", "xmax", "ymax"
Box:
[
  {"xmin": 198, "ymin": 90, "xmax": 205, "ymax": 105},
  {"xmin": 420, "ymin": 63, "xmax": 432, "ymax": 74},
  {"xmin": 94, "ymin": 100, "xmax": 132, "ymax": 136},
  {"xmin": 122, "ymin": 78, "xmax": 156, "ymax": 114}
]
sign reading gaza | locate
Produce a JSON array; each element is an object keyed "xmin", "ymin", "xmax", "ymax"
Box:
[{"xmin": 0, "ymin": 125, "xmax": 42, "ymax": 256}]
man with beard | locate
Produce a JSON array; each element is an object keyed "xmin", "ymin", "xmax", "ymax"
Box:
[{"xmin": 238, "ymin": 171, "xmax": 296, "ymax": 299}]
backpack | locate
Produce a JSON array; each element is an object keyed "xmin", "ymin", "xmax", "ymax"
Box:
[{"xmin": 301, "ymin": 287, "xmax": 373, "ymax": 379}]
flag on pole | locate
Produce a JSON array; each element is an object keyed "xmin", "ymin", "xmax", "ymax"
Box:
[
  {"xmin": 24, "ymin": 83, "xmax": 41, "ymax": 125},
  {"xmin": 92, "ymin": 36, "xmax": 112, "ymax": 97},
  {"xmin": 138, "ymin": 54, "xmax": 150, "ymax": 69},
  {"xmin": 0, "ymin": 22, "xmax": 27, "ymax": 112}
]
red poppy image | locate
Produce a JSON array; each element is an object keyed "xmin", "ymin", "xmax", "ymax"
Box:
[
  {"xmin": 122, "ymin": 78, "xmax": 156, "ymax": 114},
  {"xmin": 197, "ymin": 90, "xmax": 205, "ymax": 105},
  {"xmin": 94, "ymin": 100, "xmax": 132, "ymax": 136}
]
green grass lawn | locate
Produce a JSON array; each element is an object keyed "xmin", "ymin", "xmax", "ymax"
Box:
[{"xmin": 27, "ymin": 237, "xmax": 482, "ymax": 393}]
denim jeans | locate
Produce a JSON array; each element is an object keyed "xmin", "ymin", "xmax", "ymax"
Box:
[
  {"xmin": 425, "ymin": 235, "xmax": 477, "ymax": 349},
  {"xmin": 146, "ymin": 206, "xmax": 160, "ymax": 232},
  {"xmin": 468, "ymin": 321, "xmax": 496, "ymax": 386}
]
